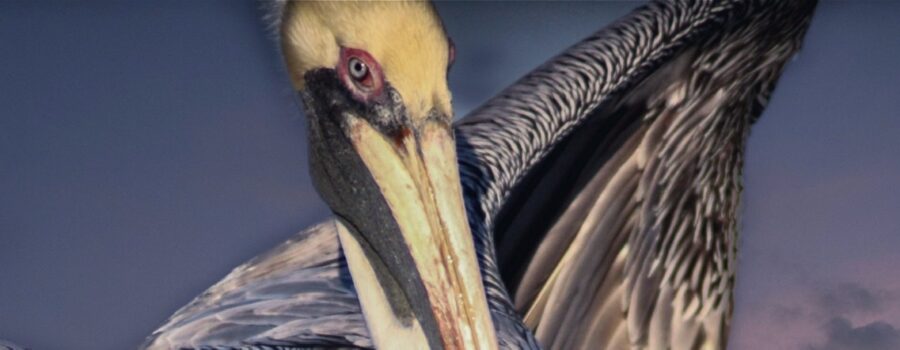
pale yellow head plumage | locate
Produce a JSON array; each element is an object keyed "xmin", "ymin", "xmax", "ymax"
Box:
[
  {"xmin": 281, "ymin": 1, "xmax": 452, "ymax": 121},
  {"xmin": 280, "ymin": 3, "xmax": 498, "ymax": 349}
]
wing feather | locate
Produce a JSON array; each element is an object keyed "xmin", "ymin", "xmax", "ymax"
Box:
[
  {"xmin": 143, "ymin": 220, "xmax": 371, "ymax": 349},
  {"xmin": 0, "ymin": 340, "xmax": 27, "ymax": 350},
  {"xmin": 472, "ymin": 2, "xmax": 817, "ymax": 349}
]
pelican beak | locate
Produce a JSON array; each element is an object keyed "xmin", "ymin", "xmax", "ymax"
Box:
[
  {"xmin": 345, "ymin": 116, "xmax": 496, "ymax": 349},
  {"xmin": 302, "ymin": 71, "xmax": 497, "ymax": 349}
]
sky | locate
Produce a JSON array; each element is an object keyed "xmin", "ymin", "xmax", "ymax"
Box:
[{"xmin": 1, "ymin": 1, "xmax": 898, "ymax": 349}]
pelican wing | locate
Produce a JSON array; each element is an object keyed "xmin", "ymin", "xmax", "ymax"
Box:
[
  {"xmin": 142, "ymin": 221, "xmax": 532, "ymax": 349},
  {"xmin": 0, "ymin": 340, "xmax": 27, "ymax": 350},
  {"xmin": 456, "ymin": 1, "xmax": 816, "ymax": 348},
  {"xmin": 142, "ymin": 217, "xmax": 533, "ymax": 350},
  {"xmin": 143, "ymin": 220, "xmax": 372, "ymax": 349}
]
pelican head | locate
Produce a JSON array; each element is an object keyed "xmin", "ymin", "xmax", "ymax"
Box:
[{"xmin": 279, "ymin": 2, "xmax": 495, "ymax": 349}]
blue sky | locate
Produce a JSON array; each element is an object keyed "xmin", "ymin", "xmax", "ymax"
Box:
[{"xmin": 1, "ymin": 2, "xmax": 898, "ymax": 349}]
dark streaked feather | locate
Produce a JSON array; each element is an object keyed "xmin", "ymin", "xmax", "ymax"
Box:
[
  {"xmin": 143, "ymin": 221, "xmax": 371, "ymax": 349},
  {"xmin": 457, "ymin": 1, "xmax": 816, "ymax": 349}
]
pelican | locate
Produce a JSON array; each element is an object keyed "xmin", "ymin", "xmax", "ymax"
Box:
[{"xmin": 143, "ymin": 1, "xmax": 816, "ymax": 349}]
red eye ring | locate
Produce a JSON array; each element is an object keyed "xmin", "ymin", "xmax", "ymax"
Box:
[{"xmin": 338, "ymin": 47, "xmax": 383, "ymax": 103}]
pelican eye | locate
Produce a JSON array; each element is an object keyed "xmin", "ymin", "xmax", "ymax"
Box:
[
  {"xmin": 339, "ymin": 47, "xmax": 383, "ymax": 102},
  {"xmin": 348, "ymin": 57, "xmax": 369, "ymax": 81}
]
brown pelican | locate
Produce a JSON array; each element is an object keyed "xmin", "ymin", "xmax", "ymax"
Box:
[{"xmin": 143, "ymin": 1, "xmax": 816, "ymax": 349}]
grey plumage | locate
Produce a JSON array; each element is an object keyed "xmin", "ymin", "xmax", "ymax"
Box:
[
  {"xmin": 0, "ymin": 340, "xmax": 26, "ymax": 350},
  {"xmin": 145, "ymin": 1, "xmax": 816, "ymax": 349},
  {"xmin": 144, "ymin": 221, "xmax": 369, "ymax": 349},
  {"xmin": 469, "ymin": 1, "xmax": 815, "ymax": 348}
]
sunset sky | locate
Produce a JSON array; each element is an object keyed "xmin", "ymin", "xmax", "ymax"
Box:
[{"xmin": 1, "ymin": 2, "xmax": 898, "ymax": 349}]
